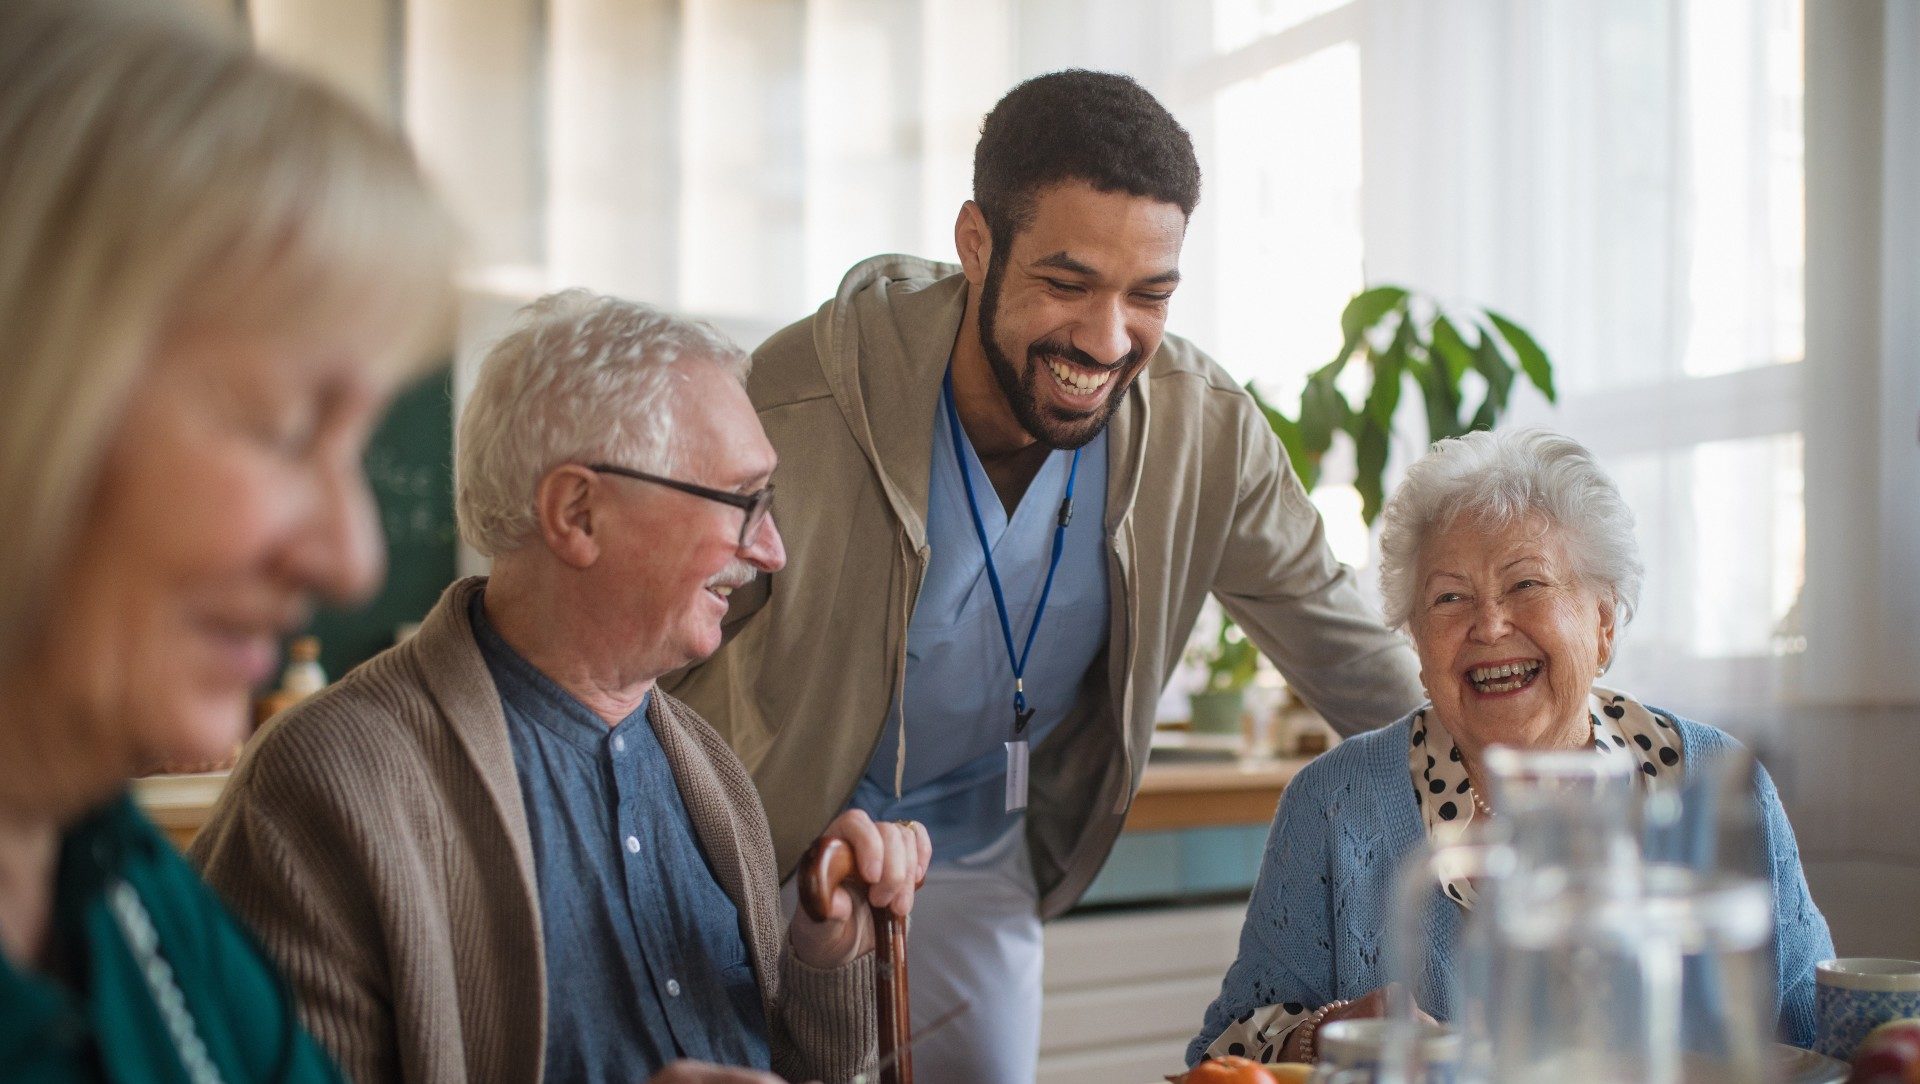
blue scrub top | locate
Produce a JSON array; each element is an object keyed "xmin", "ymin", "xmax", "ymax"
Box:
[{"xmin": 851, "ymin": 399, "xmax": 1110, "ymax": 862}]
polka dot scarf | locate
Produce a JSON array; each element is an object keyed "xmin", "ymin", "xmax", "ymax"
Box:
[
  {"xmin": 1202, "ymin": 999, "xmax": 1310, "ymax": 1065},
  {"xmin": 1410, "ymin": 683, "xmax": 1683, "ymax": 908}
]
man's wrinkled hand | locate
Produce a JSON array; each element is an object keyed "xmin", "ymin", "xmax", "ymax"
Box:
[{"xmin": 786, "ymin": 809, "xmax": 932, "ymax": 969}]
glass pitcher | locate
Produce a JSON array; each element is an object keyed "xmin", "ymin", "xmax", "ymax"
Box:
[
  {"xmin": 1378, "ymin": 742, "xmax": 1777, "ymax": 1084},
  {"xmin": 1634, "ymin": 742, "xmax": 1779, "ymax": 1082}
]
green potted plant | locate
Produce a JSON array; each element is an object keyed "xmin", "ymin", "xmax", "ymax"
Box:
[
  {"xmin": 1190, "ymin": 285, "xmax": 1557, "ymax": 731},
  {"xmin": 1188, "ymin": 617, "xmax": 1260, "ymax": 735}
]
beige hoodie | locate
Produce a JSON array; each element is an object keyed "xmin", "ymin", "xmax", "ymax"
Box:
[{"xmin": 665, "ymin": 254, "xmax": 1423, "ymax": 917}]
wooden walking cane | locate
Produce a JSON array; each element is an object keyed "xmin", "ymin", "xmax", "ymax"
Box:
[{"xmin": 798, "ymin": 835, "xmax": 917, "ymax": 1084}]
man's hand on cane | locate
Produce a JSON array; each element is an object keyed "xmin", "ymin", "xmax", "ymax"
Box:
[{"xmin": 787, "ymin": 810, "xmax": 933, "ymax": 969}]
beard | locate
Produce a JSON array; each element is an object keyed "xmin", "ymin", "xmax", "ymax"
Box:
[{"xmin": 977, "ymin": 254, "xmax": 1140, "ymax": 450}]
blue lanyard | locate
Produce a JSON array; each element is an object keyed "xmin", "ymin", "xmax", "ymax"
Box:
[{"xmin": 941, "ymin": 368, "xmax": 1080, "ymax": 735}]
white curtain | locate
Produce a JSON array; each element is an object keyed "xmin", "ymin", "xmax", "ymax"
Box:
[{"xmin": 1341, "ymin": 0, "xmax": 1808, "ymax": 721}]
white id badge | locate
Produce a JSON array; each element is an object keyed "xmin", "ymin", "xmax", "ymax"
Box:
[{"xmin": 1004, "ymin": 739, "xmax": 1030, "ymax": 812}]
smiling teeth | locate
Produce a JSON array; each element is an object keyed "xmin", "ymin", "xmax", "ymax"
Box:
[
  {"xmin": 1469, "ymin": 660, "xmax": 1541, "ymax": 693},
  {"xmin": 1048, "ymin": 358, "xmax": 1112, "ymax": 394},
  {"xmin": 1469, "ymin": 661, "xmax": 1539, "ymax": 682},
  {"xmin": 710, "ymin": 586, "xmax": 733, "ymax": 598}
]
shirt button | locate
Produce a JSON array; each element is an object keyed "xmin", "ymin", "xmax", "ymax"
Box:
[
  {"xmin": 612, "ymin": 735, "xmax": 625, "ymax": 753},
  {"xmin": 666, "ymin": 979, "xmax": 681, "ymax": 997},
  {"xmin": 625, "ymin": 835, "xmax": 640, "ymax": 854}
]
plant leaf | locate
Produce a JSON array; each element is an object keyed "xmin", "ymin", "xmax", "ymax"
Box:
[
  {"xmin": 1299, "ymin": 370, "xmax": 1347, "ymax": 455},
  {"xmin": 1248, "ymin": 383, "xmax": 1319, "ymax": 491},
  {"xmin": 1469, "ymin": 320, "xmax": 1515, "ymax": 413},
  {"xmin": 1430, "ymin": 316, "xmax": 1475, "ymax": 385},
  {"xmin": 1340, "ymin": 285, "xmax": 1409, "ymax": 351},
  {"xmin": 1296, "ymin": 461, "xmax": 1321, "ymax": 492},
  {"xmin": 1412, "ymin": 345, "xmax": 1464, "ymax": 442},
  {"xmin": 1201, "ymin": 616, "xmax": 1262, "ymax": 691},
  {"xmin": 1404, "ymin": 354, "xmax": 1433, "ymax": 416},
  {"xmin": 1363, "ymin": 337, "xmax": 1405, "ymax": 430},
  {"xmin": 1327, "ymin": 286, "xmax": 1408, "ymax": 375},
  {"xmin": 1469, "ymin": 392, "xmax": 1500, "ymax": 432},
  {"xmin": 1354, "ymin": 417, "xmax": 1391, "ymax": 525},
  {"xmin": 1486, "ymin": 309, "xmax": 1556, "ymax": 403}
]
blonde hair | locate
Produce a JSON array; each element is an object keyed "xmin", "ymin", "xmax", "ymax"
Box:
[
  {"xmin": 0, "ymin": 0, "xmax": 458, "ymax": 672},
  {"xmin": 456, "ymin": 290, "xmax": 749, "ymax": 557}
]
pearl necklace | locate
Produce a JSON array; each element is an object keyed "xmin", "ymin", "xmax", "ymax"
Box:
[
  {"xmin": 1471, "ymin": 787, "xmax": 1493, "ymax": 818},
  {"xmin": 1461, "ymin": 752, "xmax": 1493, "ymax": 818}
]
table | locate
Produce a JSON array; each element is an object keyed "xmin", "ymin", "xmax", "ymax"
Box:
[
  {"xmin": 131, "ymin": 770, "xmax": 229, "ymax": 852},
  {"xmin": 1123, "ymin": 757, "xmax": 1308, "ymax": 833},
  {"xmin": 133, "ymin": 753, "xmax": 1314, "ymax": 853}
]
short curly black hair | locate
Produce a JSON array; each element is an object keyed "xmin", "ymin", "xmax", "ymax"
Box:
[{"xmin": 972, "ymin": 69, "xmax": 1201, "ymax": 250}]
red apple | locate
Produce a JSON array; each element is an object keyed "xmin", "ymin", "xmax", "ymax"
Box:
[{"xmin": 1851, "ymin": 1018, "xmax": 1920, "ymax": 1083}]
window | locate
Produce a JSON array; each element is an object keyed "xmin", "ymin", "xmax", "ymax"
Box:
[
  {"xmin": 1172, "ymin": 2, "xmax": 1369, "ymax": 564},
  {"xmin": 241, "ymin": 0, "xmax": 1814, "ymax": 713}
]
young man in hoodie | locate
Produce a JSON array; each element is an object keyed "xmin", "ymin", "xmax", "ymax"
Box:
[{"xmin": 665, "ymin": 70, "xmax": 1425, "ymax": 1082}]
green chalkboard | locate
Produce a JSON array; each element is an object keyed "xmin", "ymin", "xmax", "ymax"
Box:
[{"xmin": 300, "ymin": 363, "xmax": 458, "ymax": 682}]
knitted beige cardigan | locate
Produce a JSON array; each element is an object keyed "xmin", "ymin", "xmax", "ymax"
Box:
[{"xmin": 192, "ymin": 577, "xmax": 875, "ymax": 1083}]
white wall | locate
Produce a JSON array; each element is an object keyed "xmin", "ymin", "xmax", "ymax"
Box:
[
  {"xmin": 1781, "ymin": 0, "xmax": 1920, "ymax": 964},
  {"xmin": 1799, "ymin": 0, "xmax": 1920, "ymax": 708}
]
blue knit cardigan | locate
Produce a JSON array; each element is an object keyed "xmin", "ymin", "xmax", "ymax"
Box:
[{"xmin": 1188, "ymin": 708, "xmax": 1834, "ymax": 1064}]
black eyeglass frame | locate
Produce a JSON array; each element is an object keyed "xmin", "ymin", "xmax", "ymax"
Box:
[{"xmin": 586, "ymin": 463, "xmax": 774, "ymax": 549}]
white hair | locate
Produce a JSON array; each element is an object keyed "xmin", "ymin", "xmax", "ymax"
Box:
[
  {"xmin": 455, "ymin": 290, "xmax": 750, "ymax": 557},
  {"xmin": 1376, "ymin": 427, "xmax": 1644, "ymax": 632}
]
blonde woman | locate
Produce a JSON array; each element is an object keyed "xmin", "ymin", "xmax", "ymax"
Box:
[{"xmin": 0, "ymin": 1, "xmax": 454, "ymax": 1078}]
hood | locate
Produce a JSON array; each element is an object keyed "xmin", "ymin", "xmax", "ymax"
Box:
[{"xmin": 810, "ymin": 253, "xmax": 971, "ymax": 550}]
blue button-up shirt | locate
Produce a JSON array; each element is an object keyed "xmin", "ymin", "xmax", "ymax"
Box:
[
  {"xmin": 472, "ymin": 593, "xmax": 769, "ymax": 1080},
  {"xmin": 851, "ymin": 403, "xmax": 1110, "ymax": 862}
]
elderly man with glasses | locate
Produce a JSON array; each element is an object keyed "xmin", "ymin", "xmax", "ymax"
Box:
[{"xmin": 193, "ymin": 290, "xmax": 929, "ymax": 1084}]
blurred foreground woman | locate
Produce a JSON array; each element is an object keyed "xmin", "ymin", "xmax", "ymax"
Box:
[{"xmin": 0, "ymin": 1, "xmax": 454, "ymax": 1078}]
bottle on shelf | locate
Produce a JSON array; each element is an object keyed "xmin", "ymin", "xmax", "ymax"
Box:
[{"xmin": 253, "ymin": 635, "xmax": 327, "ymax": 730}]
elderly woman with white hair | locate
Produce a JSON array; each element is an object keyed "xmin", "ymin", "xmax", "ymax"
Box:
[{"xmin": 1187, "ymin": 428, "xmax": 1832, "ymax": 1068}]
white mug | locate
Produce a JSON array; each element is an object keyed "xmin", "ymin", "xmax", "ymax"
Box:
[{"xmin": 1814, "ymin": 957, "xmax": 1920, "ymax": 1061}]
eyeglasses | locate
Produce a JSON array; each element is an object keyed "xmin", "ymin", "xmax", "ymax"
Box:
[{"xmin": 587, "ymin": 463, "xmax": 775, "ymax": 549}]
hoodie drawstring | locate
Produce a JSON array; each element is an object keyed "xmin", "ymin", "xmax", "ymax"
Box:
[{"xmin": 892, "ymin": 527, "xmax": 916, "ymax": 799}]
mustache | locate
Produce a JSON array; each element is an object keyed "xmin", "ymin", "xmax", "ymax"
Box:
[
  {"xmin": 705, "ymin": 560, "xmax": 758, "ymax": 591},
  {"xmin": 1029, "ymin": 340, "xmax": 1138, "ymax": 373}
]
